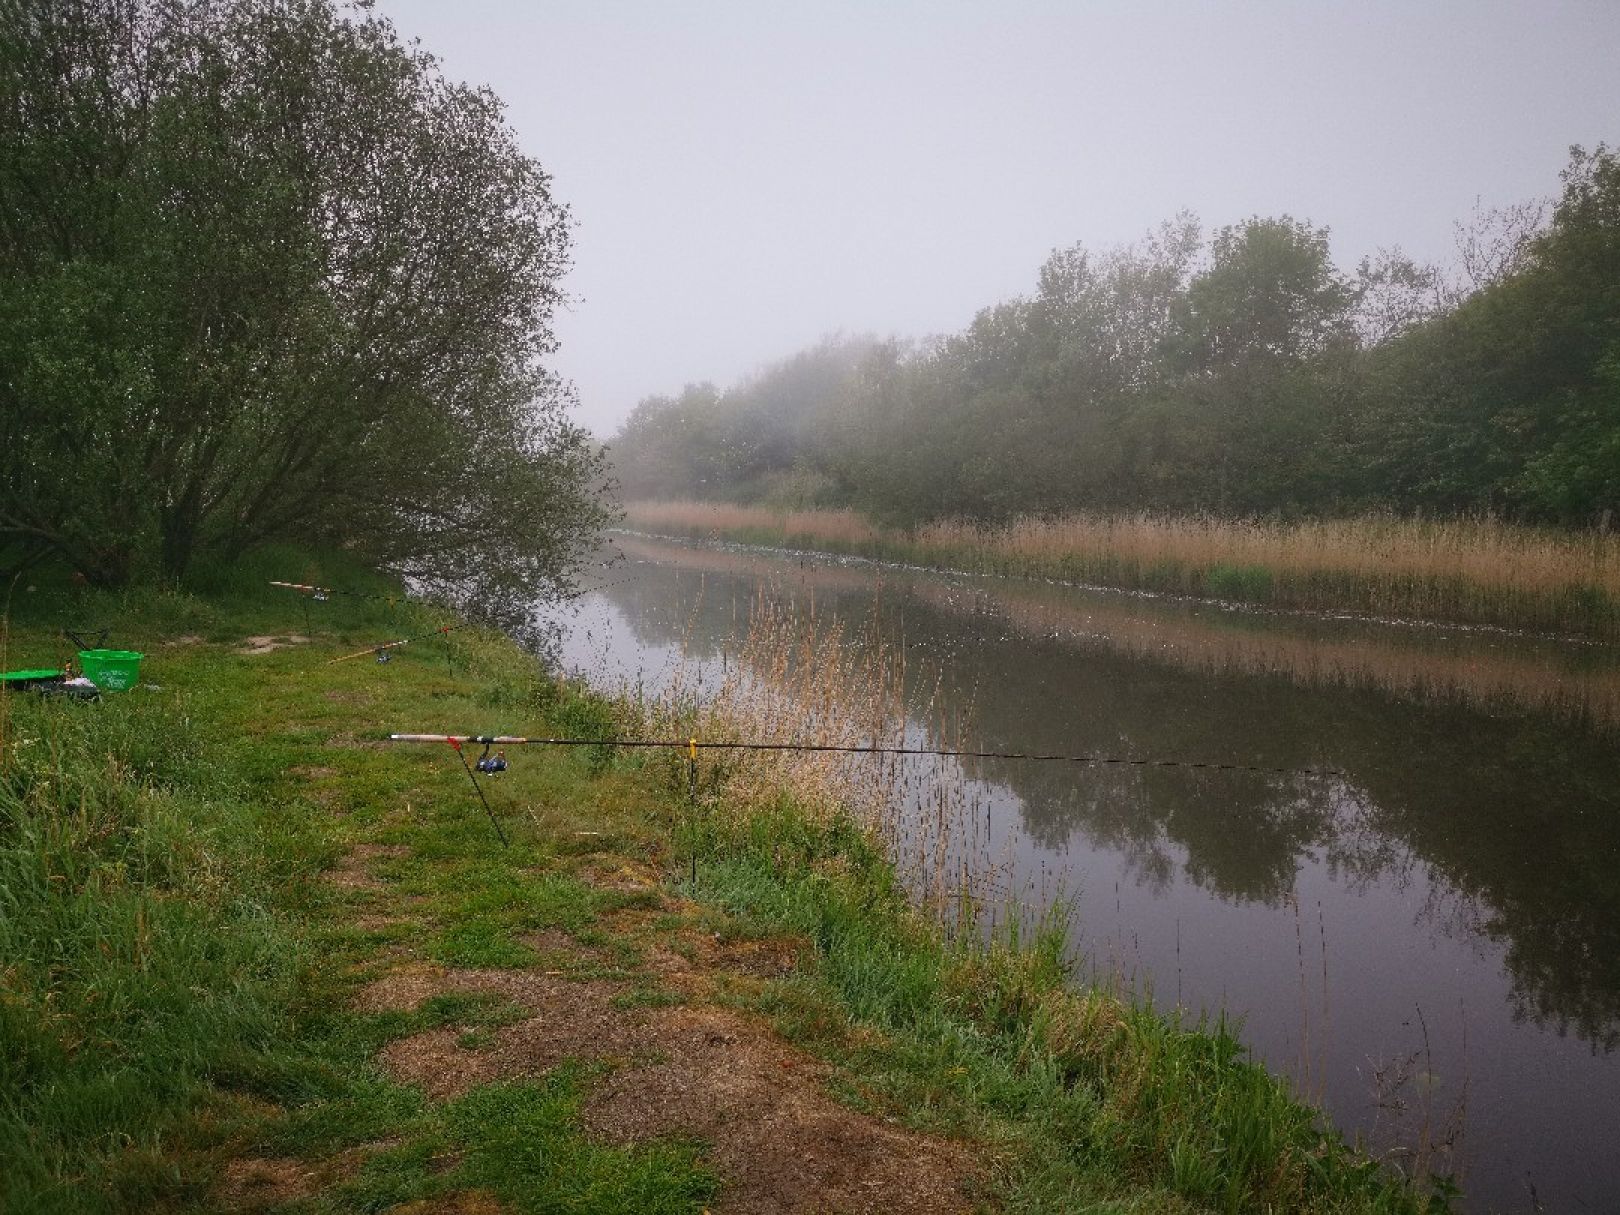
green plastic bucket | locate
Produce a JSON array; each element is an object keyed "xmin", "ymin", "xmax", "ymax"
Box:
[{"xmin": 78, "ymin": 649, "xmax": 143, "ymax": 692}]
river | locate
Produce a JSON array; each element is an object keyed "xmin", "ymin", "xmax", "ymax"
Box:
[{"xmin": 543, "ymin": 533, "xmax": 1620, "ymax": 1213}]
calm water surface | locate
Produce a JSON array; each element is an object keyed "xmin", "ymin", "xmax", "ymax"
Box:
[{"xmin": 545, "ymin": 535, "xmax": 1620, "ymax": 1213}]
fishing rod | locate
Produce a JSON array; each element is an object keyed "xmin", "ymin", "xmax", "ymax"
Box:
[
  {"xmin": 385, "ymin": 733, "xmax": 1344, "ymax": 778},
  {"xmin": 329, "ymin": 624, "xmax": 461, "ymax": 665},
  {"xmin": 272, "ymin": 579, "xmax": 417, "ymax": 639},
  {"xmin": 270, "ymin": 580, "xmax": 412, "ymax": 605}
]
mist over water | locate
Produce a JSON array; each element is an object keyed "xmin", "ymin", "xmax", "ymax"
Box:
[{"xmin": 542, "ymin": 535, "xmax": 1620, "ymax": 1214}]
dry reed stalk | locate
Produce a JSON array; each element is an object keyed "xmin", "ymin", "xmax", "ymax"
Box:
[
  {"xmin": 918, "ymin": 511, "xmax": 1620, "ymax": 614},
  {"xmin": 625, "ymin": 500, "xmax": 881, "ymax": 548},
  {"xmin": 627, "ymin": 500, "xmax": 1620, "ymax": 634},
  {"xmin": 643, "ymin": 590, "xmax": 903, "ymax": 824},
  {"xmin": 636, "ymin": 588, "xmax": 1023, "ymax": 924},
  {"xmin": 617, "ymin": 532, "xmax": 1620, "ymax": 730}
]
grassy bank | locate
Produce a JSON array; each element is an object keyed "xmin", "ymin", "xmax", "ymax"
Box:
[
  {"xmin": 622, "ymin": 499, "xmax": 1620, "ymax": 639},
  {"xmin": 2, "ymin": 558, "xmax": 1449, "ymax": 1212}
]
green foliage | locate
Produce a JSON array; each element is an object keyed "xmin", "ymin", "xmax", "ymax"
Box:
[
  {"xmin": 612, "ymin": 147, "xmax": 1620, "ymax": 532},
  {"xmin": 0, "ymin": 0, "xmax": 611, "ymax": 599}
]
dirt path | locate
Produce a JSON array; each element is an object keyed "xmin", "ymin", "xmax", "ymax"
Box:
[
  {"xmin": 225, "ymin": 832, "xmax": 985, "ymax": 1213},
  {"xmin": 361, "ymin": 865, "xmax": 980, "ymax": 1214}
]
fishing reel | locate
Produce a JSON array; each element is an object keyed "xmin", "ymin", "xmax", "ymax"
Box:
[{"xmin": 475, "ymin": 743, "xmax": 508, "ymax": 775}]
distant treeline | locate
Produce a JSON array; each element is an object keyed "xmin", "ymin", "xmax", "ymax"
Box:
[{"xmin": 612, "ymin": 146, "xmax": 1620, "ymax": 528}]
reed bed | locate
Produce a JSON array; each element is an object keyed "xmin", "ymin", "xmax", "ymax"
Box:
[
  {"xmin": 624, "ymin": 500, "xmax": 881, "ymax": 549},
  {"xmin": 623, "ymin": 500, "xmax": 1620, "ymax": 638},
  {"xmin": 641, "ymin": 591, "xmax": 906, "ymax": 824}
]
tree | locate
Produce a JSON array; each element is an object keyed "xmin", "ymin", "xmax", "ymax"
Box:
[
  {"xmin": 1356, "ymin": 145, "xmax": 1620, "ymax": 521},
  {"xmin": 1352, "ymin": 248, "xmax": 1443, "ymax": 346},
  {"xmin": 1158, "ymin": 217, "xmax": 1355, "ymax": 511},
  {"xmin": 0, "ymin": 0, "xmax": 609, "ymax": 596},
  {"xmin": 1502, "ymin": 145, "xmax": 1620, "ymax": 522},
  {"xmin": 1446, "ymin": 195, "xmax": 1548, "ymax": 304},
  {"xmin": 1174, "ymin": 216, "xmax": 1354, "ymax": 372}
]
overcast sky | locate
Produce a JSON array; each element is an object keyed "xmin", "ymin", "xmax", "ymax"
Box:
[{"xmin": 375, "ymin": 0, "xmax": 1620, "ymax": 437}]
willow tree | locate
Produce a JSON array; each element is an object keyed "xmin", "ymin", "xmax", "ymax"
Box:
[{"xmin": 0, "ymin": 0, "xmax": 609, "ymax": 601}]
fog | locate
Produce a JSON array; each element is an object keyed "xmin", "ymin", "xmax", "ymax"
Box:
[{"xmin": 375, "ymin": 0, "xmax": 1620, "ymax": 437}]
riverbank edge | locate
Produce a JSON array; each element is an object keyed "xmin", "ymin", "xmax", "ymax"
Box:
[
  {"xmin": 618, "ymin": 502, "xmax": 1620, "ymax": 641},
  {"xmin": 0, "ymin": 561, "xmax": 1448, "ymax": 1213}
]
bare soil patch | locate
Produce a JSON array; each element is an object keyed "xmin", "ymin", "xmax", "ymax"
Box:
[
  {"xmin": 518, "ymin": 927, "xmax": 579, "ymax": 954},
  {"xmin": 646, "ymin": 931, "xmax": 805, "ymax": 1000},
  {"xmin": 324, "ymin": 843, "xmax": 411, "ymax": 891},
  {"xmin": 236, "ymin": 634, "xmax": 308, "ymax": 655},
  {"xmin": 377, "ymin": 972, "xmax": 638, "ymax": 1100},
  {"xmin": 215, "ymin": 1157, "xmax": 323, "ymax": 1209},
  {"xmin": 516, "ymin": 928, "xmax": 617, "ymax": 971},
  {"xmin": 376, "ymin": 1028, "xmax": 502, "ymax": 1101},
  {"xmin": 586, "ymin": 1006, "xmax": 980, "ymax": 1215},
  {"xmin": 694, "ymin": 932, "xmax": 804, "ymax": 978},
  {"xmin": 354, "ymin": 962, "xmax": 447, "ymax": 1013},
  {"xmin": 595, "ymin": 904, "xmax": 667, "ymax": 936},
  {"xmin": 369, "ymin": 959, "xmax": 978, "ymax": 1212},
  {"xmin": 581, "ymin": 857, "xmax": 662, "ymax": 892}
]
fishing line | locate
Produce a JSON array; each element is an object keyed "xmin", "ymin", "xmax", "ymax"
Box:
[{"xmin": 384, "ymin": 733, "xmax": 1342, "ymax": 778}]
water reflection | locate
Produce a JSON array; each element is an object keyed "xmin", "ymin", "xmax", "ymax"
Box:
[
  {"xmin": 611, "ymin": 533, "xmax": 1620, "ymax": 729},
  {"xmin": 953, "ymin": 634, "xmax": 1620, "ymax": 1050},
  {"xmin": 555, "ymin": 537, "xmax": 1620, "ymax": 1212}
]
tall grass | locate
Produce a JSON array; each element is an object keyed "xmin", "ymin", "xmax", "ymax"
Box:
[
  {"xmin": 0, "ymin": 688, "xmax": 296, "ymax": 1212},
  {"xmin": 640, "ymin": 591, "xmax": 905, "ymax": 821},
  {"xmin": 623, "ymin": 500, "xmax": 1620, "ymax": 638}
]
